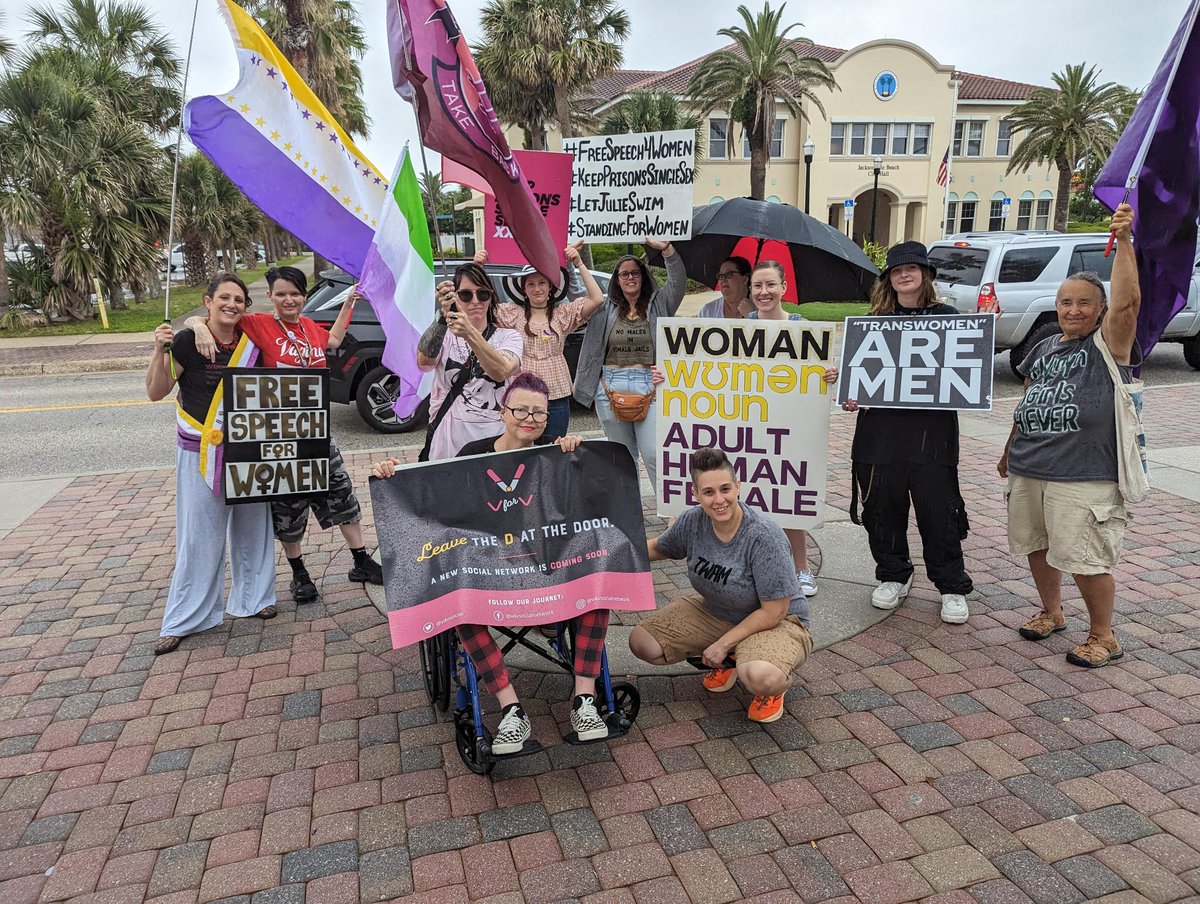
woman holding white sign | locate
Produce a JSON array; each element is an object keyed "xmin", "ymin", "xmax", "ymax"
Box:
[
  {"xmin": 573, "ymin": 239, "xmax": 687, "ymax": 499},
  {"xmin": 842, "ymin": 242, "xmax": 986, "ymax": 625},
  {"xmin": 148, "ymin": 273, "xmax": 276, "ymax": 656},
  {"xmin": 737, "ymin": 259, "xmax": 837, "ymax": 599}
]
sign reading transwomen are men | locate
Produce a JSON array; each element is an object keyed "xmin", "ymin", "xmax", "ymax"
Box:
[
  {"xmin": 837, "ymin": 313, "xmax": 996, "ymax": 411},
  {"xmin": 561, "ymin": 129, "xmax": 695, "ymax": 242}
]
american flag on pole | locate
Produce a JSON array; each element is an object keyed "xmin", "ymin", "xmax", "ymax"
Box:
[{"xmin": 936, "ymin": 148, "xmax": 950, "ymax": 186}]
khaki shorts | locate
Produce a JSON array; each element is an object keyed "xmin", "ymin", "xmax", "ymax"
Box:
[
  {"xmin": 1007, "ymin": 474, "xmax": 1129, "ymax": 575},
  {"xmin": 638, "ymin": 594, "xmax": 813, "ymax": 677}
]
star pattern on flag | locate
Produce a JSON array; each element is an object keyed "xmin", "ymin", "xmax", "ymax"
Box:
[{"xmin": 239, "ymin": 104, "xmax": 250, "ymax": 113}]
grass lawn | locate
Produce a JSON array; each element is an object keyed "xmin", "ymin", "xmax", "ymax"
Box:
[
  {"xmin": 1, "ymin": 255, "xmax": 308, "ymax": 338},
  {"xmin": 787, "ymin": 301, "xmax": 870, "ymax": 322}
]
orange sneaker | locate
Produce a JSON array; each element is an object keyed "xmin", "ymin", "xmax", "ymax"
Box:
[
  {"xmin": 748, "ymin": 693, "xmax": 786, "ymax": 723},
  {"xmin": 702, "ymin": 665, "xmax": 737, "ymax": 693}
]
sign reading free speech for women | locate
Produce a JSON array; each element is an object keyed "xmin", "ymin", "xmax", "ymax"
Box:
[
  {"xmin": 656, "ymin": 318, "xmax": 835, "ymax": 529},
  {"xmin": 837, "ymin": 314, "xmax": 995, "ymax": 411},
  {"xmin": 221, "ymin": 368, "xmax": 331, "ymax": 504},
  {"xmin": 369, "ymin": 441, "xmax": 655, "ymax": 648},
  {"xmin": 560, "ymin": 129, "xmax": 695, "ymax": 241}
]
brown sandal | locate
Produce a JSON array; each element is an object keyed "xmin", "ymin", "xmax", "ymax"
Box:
[
  {"xmin": 154, "ymin": 635, "xmax": 183, "ymax": 656},
  {"xmin": 1018, "ymin": 611, "xmax": 1067, "ymax": 641},
  {"xmin": 253, "ymin": 605, "xmax": 278, "ymax": 620},
  {"xmin": 1066, "ymin": 634, "xmax": 1123, "ymax": 668}
]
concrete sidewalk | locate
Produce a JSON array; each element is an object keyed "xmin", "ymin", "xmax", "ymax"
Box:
[{"xmin": 1, "ymin": 385, "xmax": 1200, "ymax": 902}]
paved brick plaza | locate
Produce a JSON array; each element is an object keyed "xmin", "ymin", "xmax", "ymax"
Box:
[{"xmin": 1, "ymin": 388, "xmax": 1199, "ymax": 903}]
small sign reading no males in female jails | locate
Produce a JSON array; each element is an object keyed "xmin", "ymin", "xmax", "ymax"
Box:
[
  {"xmin": 837, "ymin": 314, "xmax": 996, "ymax": 411},
  {"xmin": 221, "ymin": 368, "xmax": 331, "ymax": 504}
]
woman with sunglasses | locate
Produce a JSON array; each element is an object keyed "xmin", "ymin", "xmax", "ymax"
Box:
[
  {"xmin": 573, "ymin": 238, "xmax": 687, "ymax": 497},
  {"xmin": 417, "ymin": 262, "xmax": 522, "ymax": 461},
  {"xmin": 371, "ymin": 373, "xmax": 605, "ymax": 754}
]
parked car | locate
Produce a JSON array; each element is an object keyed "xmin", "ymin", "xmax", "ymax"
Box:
[
  {"xmin": 159, "ymin": 243, "xmax": 250, "ymax": 275},
  {"xmin": 928, "ymin": 231, "xmax": 1200, "ymax": 375},
  {"xmin": 302, "ymin": 263, "xmax": 611, "ymax": 433}
]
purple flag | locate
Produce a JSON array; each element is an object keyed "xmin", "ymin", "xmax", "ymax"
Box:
[
  {"xmin": 1095, "ymin": 0, "xmax": 1200, "ymax": 356},
  {"xmin": 386, "ymin": 0, "xmax": 561, "ymax": 284}
]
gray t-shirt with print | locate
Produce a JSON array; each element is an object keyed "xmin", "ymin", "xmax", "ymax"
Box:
[
  {"xmin": 1009, "ymin": 331, "xmax": 1142, "ymax": 483},
  {"xmin": 655, "ymin": 502, "xmax": 809, "ymax": 625}
]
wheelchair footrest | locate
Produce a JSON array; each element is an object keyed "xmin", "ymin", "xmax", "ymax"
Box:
[{"xmin": 490, "ymin": 738, "xmax": 546, "ymax": 760}]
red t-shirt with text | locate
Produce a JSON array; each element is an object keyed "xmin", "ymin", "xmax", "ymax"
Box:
[{"xmin": 238, "ymin": 313, "xmax": 330, "ymax": 368}]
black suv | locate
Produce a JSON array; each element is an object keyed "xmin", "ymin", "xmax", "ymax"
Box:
[{"xmin": 302, "ymin": 264, "xmax": 610, "ymax": 433}]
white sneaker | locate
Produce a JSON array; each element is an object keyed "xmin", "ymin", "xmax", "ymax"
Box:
[
  {"xmin": 796, "ymin": 570, "xmax": 817, "ymax": 598},
  {"xmin": 940, "ymin": 593, "xmax": 970, "ymax": 624},
  {"xmin": 569, "ymin": 694, "xmax": 609, "ymax": 741},
  {"xmin": 492, "ymin": 704, "xmax": 532, "ymax": 755},
  {"xmin": 871, "ymin": 578, "xmax": 913, "ymax": 610}
]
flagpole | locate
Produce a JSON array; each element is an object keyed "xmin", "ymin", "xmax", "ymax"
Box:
[
  {"xmin": 160, "ymin": 0, "xmax": 202, "ymax": 379},
  {"xmin": 941, "ymin": 79, "xmax": 959, "ymax": 239}
]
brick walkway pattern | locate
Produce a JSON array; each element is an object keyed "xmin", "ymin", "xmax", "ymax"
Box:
[{"xmin": 1, "ymin": 388, "xmax": 1199, "ymax": 903}]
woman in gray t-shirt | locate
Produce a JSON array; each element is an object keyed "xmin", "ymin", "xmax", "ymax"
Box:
[{"xmin": 630, "ymin": 448, "xmax": 814, "ymax": 725}]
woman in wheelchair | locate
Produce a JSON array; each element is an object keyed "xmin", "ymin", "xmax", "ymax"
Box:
[
  {"xmin": 630, "ymin": 447, "xmax": 815, "ymax": 724},
  {"xmin": 372, "ymin": 373, "xmax": 604, "ymax": 753}
]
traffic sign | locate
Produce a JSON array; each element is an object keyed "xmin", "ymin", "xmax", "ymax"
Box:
[
  {"xmin": 1002, "ymin": 198, "xmax": 1012, "ymax": 208},
  {"xmin": 845, "ymin": 199, "xmax": 854, "ymax": 219}
]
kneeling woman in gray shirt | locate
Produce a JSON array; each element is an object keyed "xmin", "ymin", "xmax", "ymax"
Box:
[{"xmin": 630, "ymin": 448, "xmax": 813, "ymax": 724}]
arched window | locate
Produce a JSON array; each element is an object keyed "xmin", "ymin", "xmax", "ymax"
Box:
[
  {"xmin": 1017, "ymin": 190, "xmax": 1035, "ymax": 229},
  {"xmin": 1036, "ymin": 190, "xmax": 1054, "ymax": 230},
  {"xmin": 708, "ymin": 196, "xmax": 725, "ymax": 204},
  {"xmin": 959, "ymin": 192, "xmax": 978, "ymax": 233},
  {"xmin": 989, "ymin": 191, "xmax": 1008, "ymax": 231},
  {"xmin": 947, "ymin": 192, "xmax": 959, "ymax": 234}
]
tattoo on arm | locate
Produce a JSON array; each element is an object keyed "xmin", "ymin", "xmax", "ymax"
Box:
[{"xmin": 417, "ymin": 321, "xmax": 447, "ymax": 358}]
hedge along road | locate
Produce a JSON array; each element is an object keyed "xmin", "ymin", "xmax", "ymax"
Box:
[{"xmin": 1, "ymin": 344, "xmax": 1198, "ymax": 482}]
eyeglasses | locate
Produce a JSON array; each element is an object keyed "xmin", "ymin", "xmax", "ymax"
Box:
[
  {"xmin": 504, "ymin": 405, "xmax": 548, "ymax": 423},
  {"xmin": 456, "ymin": 288, "xmax": 494, "ymax": 303},
  {"xmin": 716, "ymin": 270, "xmax": 743, "ymax": 281},
  {"xmin": 616, "ymin": 270, "xmax": 641, "ymax": 281}
]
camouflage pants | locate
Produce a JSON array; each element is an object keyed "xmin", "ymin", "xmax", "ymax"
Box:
[{"xmin": 271, "ymin": 438, "xmax": 362, "ymax": 544}]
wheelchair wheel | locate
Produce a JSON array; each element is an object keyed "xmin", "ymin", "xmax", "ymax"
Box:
[
  {"xmin": 604, "ymin": 681, "xmax": 641, "ymax": 729},
  {"xmin": 419, "ymin": 633, "xmax": 451, "ymax": 712},
  {"xmin": 454, "ymin": 714, "xmax": 495, "ymax": 775}
]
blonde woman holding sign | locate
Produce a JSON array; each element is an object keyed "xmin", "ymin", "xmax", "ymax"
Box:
[
  {"xmin": 148, "ymin": 273, "xmax": 276, "ymax": 656},
  {"xmin": 744, "ymin": 260, "xmax": 838, "ymax": 598}
]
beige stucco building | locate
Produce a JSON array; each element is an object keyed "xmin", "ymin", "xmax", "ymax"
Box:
[{"xmin": 491, "ymin": 37, "xmax": 1059, "ymax": 249}]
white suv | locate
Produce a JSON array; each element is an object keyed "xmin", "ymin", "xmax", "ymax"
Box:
[{"xmin": 929, "ymin": 231, "xmax": 1200, "ymax": 375}]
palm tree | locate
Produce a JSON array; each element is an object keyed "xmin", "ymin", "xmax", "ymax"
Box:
[
  {"xmin": 246, "ymin": 0, "xmax": 370, "ymax": 138},
  {"xmin": 475, "ymin": 0, "xmax": 630, "ymax": 140},
  {"xmin": 1, "ymin": 1, "xmax": 179, "ymax": 320},
  {"xmin": 601, "ymin": 90, "xmax": 704, "ymax": 152},
  {"xmin": 1005, "ymin": 63, "xmax": 1123, "ymax": 232},
  {"xmin": 174, "ymin": 153, "xmax": 261, "ymax": 288},
  {"xmin": 687, "ymin": 2, "xmax": 835, "ymax": 201}
]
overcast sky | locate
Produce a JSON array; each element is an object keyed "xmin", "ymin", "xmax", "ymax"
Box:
[{"xmin": 3, "ymin": 0, "xmax": 1191, "ymax": 173}]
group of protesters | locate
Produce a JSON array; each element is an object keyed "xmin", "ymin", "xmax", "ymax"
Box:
[{"xmin": 148, "ymin": 201, "xmax": 1142, "ymax": 746}]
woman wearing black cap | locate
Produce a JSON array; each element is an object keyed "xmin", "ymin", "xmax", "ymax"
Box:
[
  {"xmin": 841, "ymin": 241, "xmax": 993, "ymax": 625},
  {"xmin": 485, "ymin": 242, "xmax": 605, "ymax": 442}
]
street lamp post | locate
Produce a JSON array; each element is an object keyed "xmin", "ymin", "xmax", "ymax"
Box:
[
  {"xmin": 803, "ymin": 137, "xmax": 815, "ymax": 215},
  {"xmin": 869, "ymin": 155, "xmax": 882, "ymax": 245}
]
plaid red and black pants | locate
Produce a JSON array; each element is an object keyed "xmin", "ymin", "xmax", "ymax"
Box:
[{"xmin": 456, "ymin": 610, "xmax": 610, "ymax": 695}]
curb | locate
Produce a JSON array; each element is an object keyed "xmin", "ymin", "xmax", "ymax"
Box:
[{"xmin": 0, "ymin": 358, "xmax": 147, "ymax": 377}]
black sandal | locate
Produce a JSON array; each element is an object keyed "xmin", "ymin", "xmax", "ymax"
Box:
[
  {"xmin": 154, "ymin": 635, "xmax": 183, "ymax": 656},
  {"xmin": 253, "ymin": 605, "xmax": 278, "ymax": 620}
]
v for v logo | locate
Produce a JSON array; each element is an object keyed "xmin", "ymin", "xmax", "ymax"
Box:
[{"xmin": 486, "ymin": 463, "xmax": 525, "ymax": 493}]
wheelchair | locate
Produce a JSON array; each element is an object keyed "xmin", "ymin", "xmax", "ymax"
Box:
[{"xmin": 418, "ymin": 618, "xmax": 641, "ymax": 775}]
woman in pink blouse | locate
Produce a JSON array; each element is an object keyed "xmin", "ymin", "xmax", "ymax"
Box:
[{"xmin": 483, "ymin": 243, "xmax": 606, "ymax": 441}]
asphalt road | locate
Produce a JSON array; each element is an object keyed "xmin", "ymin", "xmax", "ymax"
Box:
[
  {"xmin": 0, "ymin": 370, "xmax": 602, "ymax": 482},
  {"xmin": 1, "ymin": 341, "xmax": 1196, "ymax": 482}
]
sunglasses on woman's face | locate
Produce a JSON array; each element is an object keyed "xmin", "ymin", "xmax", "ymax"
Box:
[{"xmin": 456, "ymin": 288, "xmax": 494, "ymax": 304}]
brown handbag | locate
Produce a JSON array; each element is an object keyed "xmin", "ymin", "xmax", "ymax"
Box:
[{"xmin": 600, "ymin": 379, "xmax": 655, "ymax": 422}]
